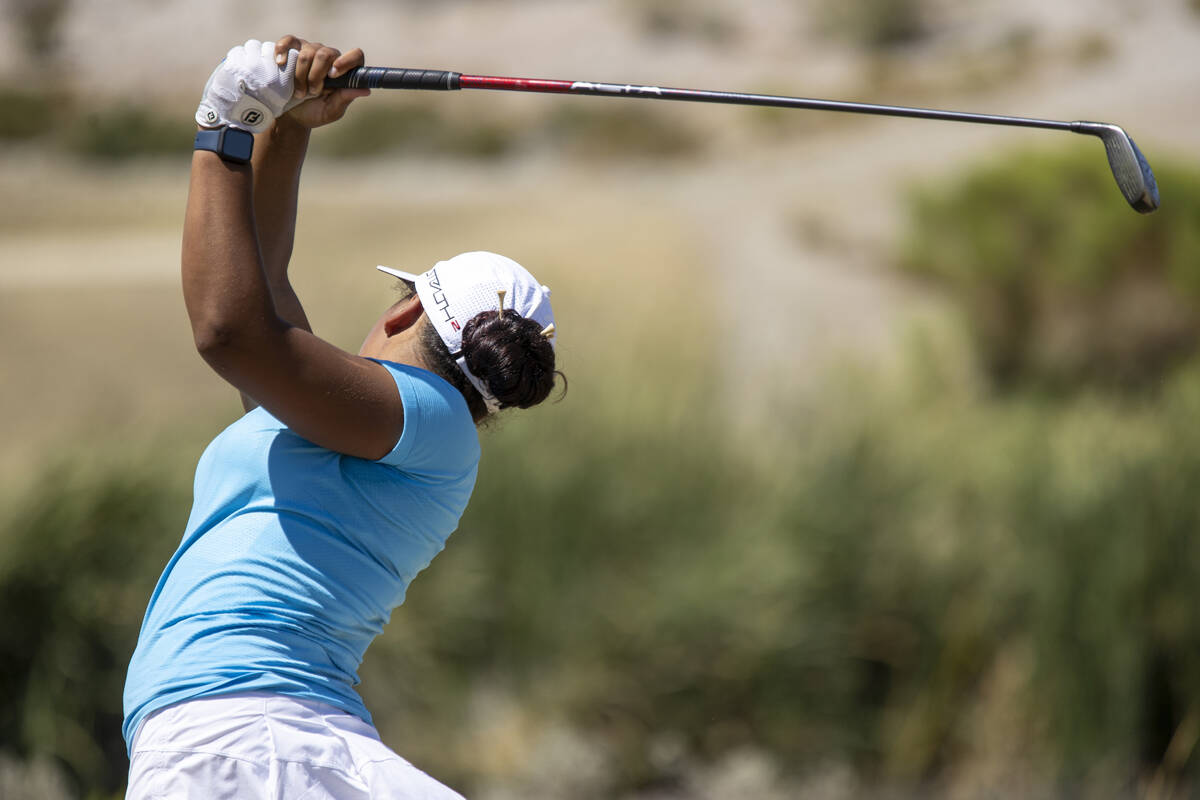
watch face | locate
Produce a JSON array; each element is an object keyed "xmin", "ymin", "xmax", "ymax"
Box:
[{"xmin": 222, "ymin": 128, "xmax": 254, "ymax": 162}]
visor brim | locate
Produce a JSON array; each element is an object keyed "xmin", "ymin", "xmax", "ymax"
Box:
[{"xmin": 376, "ymin": 265, "xmax": 421, "ymax": 282}]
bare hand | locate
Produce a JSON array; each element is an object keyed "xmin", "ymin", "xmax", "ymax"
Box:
[{"xmin": 273, "ymin": 35, "xmax": 370, "ymax": 129}]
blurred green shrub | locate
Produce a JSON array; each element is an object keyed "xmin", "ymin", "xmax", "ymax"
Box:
[
  {"xmin": 900, "ymin": 149, "xmax": 1200, "ymax": 393},
  {"xmin": 64, "ymin": 105, "xmax": 195, "ymax": 160},
  {"xmin": 311, "ymin": 101, "xmax": 517, "ymax": 161},
  {"xmin": 818, "ymin": 0, "xmax": 932, "ymax": 50},
  {"xmin": 627, "ymin": 0, "xmax": 741, "ymax": 45},
  {"xmin": 546, "ymin": 103, "xmax": 704, "ymax": 160},
  {"xmin": 313, "ymin": 99, "xmax": 703, "ymax": 162},
  {"xmin": 9, "ymin": 0, "xmax": 71, "ymax": 60},
  {"xmin": 743, "ymin": 84, "xmax": 838, "ymax": 141},
  {"xmin": 0, "ymin": 458, "xmax": 188, "ymax": 796},
  {"xmin": 0, "ymin": 90, "xmax": 191, "ymax": 159},
  {"xmin": 0, "ymin": 87, "xmax": 61, "ymax": 141},
  {"xmin": 1070, "ymin": 31, "xmax": 1115, "ymax": 67}
]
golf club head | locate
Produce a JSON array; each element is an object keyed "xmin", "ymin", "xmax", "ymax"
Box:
[{"xmin": 1074, "ymin": 122, "xmax": 1159, "ymax": 213}]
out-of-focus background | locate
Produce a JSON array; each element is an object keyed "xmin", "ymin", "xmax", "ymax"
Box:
[{"xmin": 2, "ymin": 1, "xmax": 1199, "ymax": 797}]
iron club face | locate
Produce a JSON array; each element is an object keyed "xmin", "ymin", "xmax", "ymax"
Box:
[{"xmin": 1073, "ymin": 122, "xmax": 1160, "ymax": 213}]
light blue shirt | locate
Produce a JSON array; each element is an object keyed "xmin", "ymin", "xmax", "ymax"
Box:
[{"xmin": 122, "ymin": 361, "xmax": 479, "ymax": 751}]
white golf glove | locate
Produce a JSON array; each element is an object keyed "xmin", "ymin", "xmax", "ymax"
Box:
[{"xmin": 195, "ymin": 39, "xmax": 300, "ymax": 133}]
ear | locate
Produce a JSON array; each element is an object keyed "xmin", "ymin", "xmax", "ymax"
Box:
[{"xmin": 382, "ymin": 295, "xmax": 424, "ymax": 337}]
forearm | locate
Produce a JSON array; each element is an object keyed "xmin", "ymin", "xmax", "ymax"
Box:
[
  {"xmin": 182, "ymin": 151, "xmax": 285, "ymax": 355},
  {"xmin": 252, "ymin": 116, "xmax": 312, "ymax": 333}
]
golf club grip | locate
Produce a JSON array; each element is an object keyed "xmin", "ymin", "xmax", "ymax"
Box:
[{"xmin": 325, "ymin": 68, "xmax": 461, "ymax": 91}]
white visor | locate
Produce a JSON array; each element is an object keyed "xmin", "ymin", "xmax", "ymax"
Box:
[{"xmin": 376, "ymin": 252, "xmax": 555, "ymax": 410}]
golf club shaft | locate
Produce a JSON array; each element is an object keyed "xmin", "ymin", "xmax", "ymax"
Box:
[
  {"xmin": 326, "ymin": 65, "xmax": 1159, "ymax": 213},
  {"xmin": 326, "ymin": 67, "xmax": 1078, "ymax": 133}
]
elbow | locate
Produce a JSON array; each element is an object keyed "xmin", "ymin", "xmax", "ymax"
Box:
[
  {"xmin": 192, "ymin": 315, "xmax": 287, "ymax": 365},
  {"xmin": 192, "ymin": 318, "xmax": 243, "ymax": 360}
]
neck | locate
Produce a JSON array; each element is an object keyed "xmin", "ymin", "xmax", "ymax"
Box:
[{"xmin": 371, "ymin": 335, "xmax": 428, "ymax": 370}]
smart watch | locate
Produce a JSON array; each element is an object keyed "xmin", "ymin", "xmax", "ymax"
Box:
[{"xmin": 193, "ymin": 125, "xmax": 254, "ymax": 164}]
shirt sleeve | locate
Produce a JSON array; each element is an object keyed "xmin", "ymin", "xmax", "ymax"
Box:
[{"xmin": 367, "ymin": 359, "xmax": 481, "ymax": 478}]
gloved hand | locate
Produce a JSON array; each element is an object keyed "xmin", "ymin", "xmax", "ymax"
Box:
[{"xmin": 195, "ymin": 39, "xmax": 300, "ymax": 133}]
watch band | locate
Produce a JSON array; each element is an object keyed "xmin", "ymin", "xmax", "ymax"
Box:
[{"xmin": 193, "ymin": 125, "xmax": 254, "ymax": 164}]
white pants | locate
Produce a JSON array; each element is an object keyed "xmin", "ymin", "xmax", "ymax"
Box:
[{"xmin": 126, "ymin": 692, "xmax": 465, "ymax": 799}]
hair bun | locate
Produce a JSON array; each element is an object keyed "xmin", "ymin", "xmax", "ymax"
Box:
[{"xmin": 461, "ymin": 310, "xmax": 558, "ymax": 410}]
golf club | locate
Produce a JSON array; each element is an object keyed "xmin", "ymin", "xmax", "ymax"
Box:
[{"xmin": 326, "ymin": 67, "xmax": 1160, "ymax": 214}]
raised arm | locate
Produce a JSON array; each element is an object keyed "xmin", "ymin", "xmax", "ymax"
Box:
[
  {"xmin": 252, "ymin": 119, "xmax": 312, "ymax": 329},
  {"xmin": 252, "ymin": 35, "xmax": 360, "ymax": 333},
  {"xmin": 184, "ymin": 37, "xmax": 404, "ymax": 460},
  {"xmin": 226, "ymin": 117, "xmax": 313, "ymax": 414}
]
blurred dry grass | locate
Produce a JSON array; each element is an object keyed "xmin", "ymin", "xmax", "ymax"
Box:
[{"xmin": 0, "ymin": 155, "xmax": 711, "ymax": 491}]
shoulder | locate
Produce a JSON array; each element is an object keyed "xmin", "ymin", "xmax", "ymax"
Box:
[{"xmin": 369, "ymin": 360, "xmax": 480, "ymax": 472}]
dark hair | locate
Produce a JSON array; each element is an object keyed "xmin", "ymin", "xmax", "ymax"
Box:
[
  {"xmin": 390, "ymin": 279, "xmax": 563, "ymax": 423},
  {"xmin": 418, "ymin": 310, "xmax": 563, "ymax": 424}
]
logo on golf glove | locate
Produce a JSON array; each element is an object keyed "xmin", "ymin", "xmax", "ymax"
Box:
[{"xmin": 195, "ymin": 39, "xmax": 299, "ymax": 134}]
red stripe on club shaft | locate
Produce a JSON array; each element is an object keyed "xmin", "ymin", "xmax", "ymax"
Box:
[{"xmin": 459, "ymin": 75, "xmax": 575, "ymax": 93}]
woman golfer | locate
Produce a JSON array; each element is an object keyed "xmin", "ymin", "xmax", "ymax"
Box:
[{"xmin": 122, "ymin": 36, "xmax": 559, "ymax": 798}]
